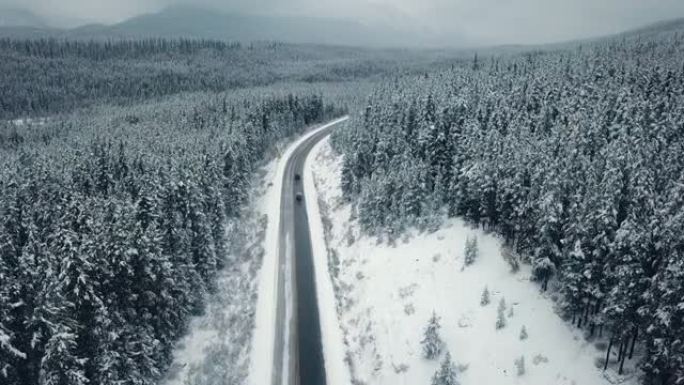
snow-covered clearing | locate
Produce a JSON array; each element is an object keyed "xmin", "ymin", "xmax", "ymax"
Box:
[{"xmin": 307, "ymin": 138, "xmax": 638, "ymax": 385}]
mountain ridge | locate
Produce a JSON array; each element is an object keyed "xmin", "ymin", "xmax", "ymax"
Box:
[{"xmin": 0, "ymin": 6, "xmax": 682, "ymax": 49}]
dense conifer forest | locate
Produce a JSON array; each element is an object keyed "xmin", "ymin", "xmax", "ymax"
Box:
[
  {"xmin": 0, "ymin": 37, "xmax": 353, "ymax": 381},
  {"xmin": 333, "ymin": 31, "xmax": 684, "ymax": 384},
  {"xmin": 0, "ymin": 38, "xmax": 451, "ymax": 120}
]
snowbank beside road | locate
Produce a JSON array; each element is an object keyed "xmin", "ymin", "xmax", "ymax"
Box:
[
  {"xmin": 308, "ymin": 139, "xmax": 637, "ymax": 385},
  {"xmin": 304, "ymin": 137, "xmax": 352, "ymax": 385}
]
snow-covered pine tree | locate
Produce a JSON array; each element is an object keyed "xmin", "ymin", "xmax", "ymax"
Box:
[
  {"xmin": 432, "ymin": 351, "xmax": 459, "ymax": 385},
  {"xmin": 496, "ymin": 298, "xmax": 507, "ymax": 329},
  {"xmin": 481, "ymin": 286, "xmax": 490, "ymax": 306},
  {"xmin": 463, "ymin": 236, "xmax": 479, "ymax": 266},
  {"xmin": 39, "ymin": 324, "xmax": 88, "ymax": 385},
  {"xmin": 515, "ymin": 355, "xmax": 525, "ymax": 376},
  {"xmin": 422, "ymin": 312, "xmax": 444, "ymax": 360}
]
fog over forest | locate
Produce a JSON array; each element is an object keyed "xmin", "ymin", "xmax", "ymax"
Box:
[{"xmin": 2, "ymin": 0, "xmax": 684, "ymax": 46}]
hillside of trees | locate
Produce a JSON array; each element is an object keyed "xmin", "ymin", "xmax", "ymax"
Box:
[
  {"xmin": 0, "ymin": 87, "xmax": 345, "ymax": 384},
  {"xmin": 0, "ymin": 38, "xmax": 456, "ymax": 120},
  {"xmin": 333, "ymin": 32, "xmax": 684, "ymax": 384}
]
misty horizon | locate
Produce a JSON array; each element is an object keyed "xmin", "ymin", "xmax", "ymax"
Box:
[{"xmin": 2, "ymin": 0, "xmax": 684, "ymax": 47}]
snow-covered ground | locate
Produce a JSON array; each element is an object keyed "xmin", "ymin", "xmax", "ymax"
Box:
[{"xmin": 307, "ymin": 138, "xmax": 639, "ymax": 385}]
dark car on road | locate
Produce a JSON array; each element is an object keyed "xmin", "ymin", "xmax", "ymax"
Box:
[
  {"xmin": 294, "ymin": 173, "xmax": 301, "ymax": 181},
  {"xmin": 296, "ymin": 192, "xmax": 303, "ymax": 203}
]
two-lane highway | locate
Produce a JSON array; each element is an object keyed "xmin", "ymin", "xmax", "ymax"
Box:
[{"xmin": 272, "ymin": 117, "xmax": 348, "ymax": 385}]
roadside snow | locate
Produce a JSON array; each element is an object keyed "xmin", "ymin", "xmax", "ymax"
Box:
[
  {"xmin": 304, "ymin": 139, "xmax": 353, "ymax": 385},
  {"xmin": 308, "ymin": 139, "xmax": 638, "ymax": 385}
]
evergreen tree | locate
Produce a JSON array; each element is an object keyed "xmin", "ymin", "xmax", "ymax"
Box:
[
  {"xmin": 515, "ymin": 355, "xmax": 525, "ymax": 376},
  {"xmin": 496, "ymin": 298, "xmax": 507, "ymax": 330},
  {"xmin": 480, "ymin": 286, "xmax": 490, "ymax": 306},
  {"xmin": 432, "ymin": 352, "xmax": 459, "ymax": 385},
  {"xmin": 463, "ymin": 236, "xmax": 479, "ymax": 266},
  {"xmin": 422, "ymin": 312, "xmax": 444, "ymax": 360}
]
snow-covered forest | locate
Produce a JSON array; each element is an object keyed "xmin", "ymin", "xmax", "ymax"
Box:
[
  {"xmin": 332, "ymin": 31, "xmax": 684, "ymax": 384},
  {"xmin": 0, "ymin": 33, "xmax": 460, "ymax": 385},
  {"xmin": 0, "ymin": 81, "xmax": 345, "ymax": 383},
  {"xmin": 0, "ymin": 38, "xmax": 448, "ymax": 120}
]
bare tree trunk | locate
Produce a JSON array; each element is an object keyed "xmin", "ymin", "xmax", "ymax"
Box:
[
  {"xmin": 582, "ymin": 303, "xmax": 591, "ymax": 328},
  {"xmin": 619, "ymin": 345, "xmax": 627, "ymax": 375},
  {"xmin": 628, "ymin": 327, "xmax": 638, "ymax": 360},
  {"xmin": 577, "ymin": 312, "xmax": 582, "ymax": 328},
  {"xmin": 604, "ymin": 337, "xmax": 613, "ymax": 371},
  {"xmin": 617, "ymin": 339, "xmax": 625, "ymax": 363}
]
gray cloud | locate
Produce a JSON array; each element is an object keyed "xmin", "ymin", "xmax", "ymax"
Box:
[{"xmin": 2, "ymin": 0, "xmax": 684, "ymax": 45}]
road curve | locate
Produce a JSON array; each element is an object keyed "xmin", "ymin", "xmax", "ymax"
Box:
[{"xmin": 273, "ymin": 117, "xmax": 348, "ymax": 385}]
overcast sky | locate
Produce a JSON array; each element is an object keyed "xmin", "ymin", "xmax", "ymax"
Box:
[{"xmin": 3, "ymin": 0, "xmax": 684, "ymax": 45}]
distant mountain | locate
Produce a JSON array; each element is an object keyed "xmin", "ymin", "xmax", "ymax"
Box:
[
  {"xmin": 2, "ymin": 6, "xmax": 682, "ymax": 49},
  {"xmin": 0, "ymin": 6, "xmax": 439, "ymax": 48},
  {"xmin": 0, "ymin": 8, "xmax": 47, "ymax": 28},
  {"xmin": 620, "ymin": 17, "xmax": 684, "ymax": 37},
  {"xmin": 85, "ymin": 6, "xmax": 438, "ymax": 47}
]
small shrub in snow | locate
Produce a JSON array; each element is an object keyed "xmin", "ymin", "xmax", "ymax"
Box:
[
  {"xmin": 480, "ymin": 286, "xmax": 490, "ymax": 306},
  {"xmin": 515, "ymin": 355, "xmax": 526, "ymax": 376},
  {"xmin": 496, "ymin": 298, "xmax": 507, "ymax": 329},
  {"xmin": 532, "ymin": 354, "xmax": 549, "ymax": 365},
  {"xmin": 456, "ymin": 362, "xmax": 469, "ymax": 373},
  {"xmin": 432, "ymin": 352, "xmax": 459, "ymax": 385},
  {"xmin": 463, "ymin": 236, "xmax": 479, "ymax": 267},
  {"xmin": 422, "ymin": 312, "xmax": 444, "ymax": 360},
  {"xmin": 520, "ymin": 325, "xmax": 528, "ymax": 340},
  {"xmin": 393, "ymin": 363, "xmax": 409, "ymax": 374}
]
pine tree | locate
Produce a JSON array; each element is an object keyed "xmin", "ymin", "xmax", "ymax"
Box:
[
  {"xmin": 515, "ymin": 355, "xmax": 525, "ymax": 376},
  {"xmin": 463, "ymin": 236, "xmax": 479, "ymax": 267},
  {"xmin": 496, "ymin": 298, "xmax": 507, "ymax": 329},
  {"xmin": 480, "ymin": 286, "xmax": 490, "ymax": 306},
  {"xmin": 422, "ymin": 312, "xmax": 444, "ymax": 360},
  {"xmin": 432, "ymin": 351, "xmax": 459, "ymax": 385},
  {"xmin": 520, "ymin": 326, "xmax": 528, "ymax": 340},
  {"xmin": 39, "ymin": 324, "xmax": 88, "ymax": 385}
]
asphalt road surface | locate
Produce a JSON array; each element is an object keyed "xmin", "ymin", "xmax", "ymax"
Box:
[{"xmin": 272, "ymin": 118, "xmax": 347, "ymax": 385}]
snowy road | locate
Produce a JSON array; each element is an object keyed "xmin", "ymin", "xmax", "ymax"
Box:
[{"xmin": 269, "ymin": 117, "xmax": 348, "ymax": 385}]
